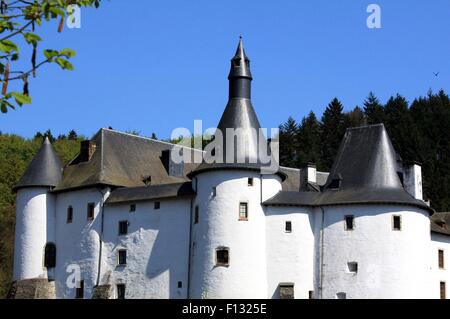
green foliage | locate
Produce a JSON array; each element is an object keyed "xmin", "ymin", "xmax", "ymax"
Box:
[
  {"xmin": 0, "ymin": 132, "xmax": 81, "ymax": 297},
  {"xmin": 279, "ymin": 90, "xmax": 450, "ymax": 211},
  {"xmin": 0, "ymin": 0, "xmax": 102, "ymax": 113}
]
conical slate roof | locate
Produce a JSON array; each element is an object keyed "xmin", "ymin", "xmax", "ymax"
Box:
[
  {"xmin": 319, "ymin": 124, "xmax": 431, "ymax": 212},
  {"xmin": 228, "ymin": 36, "xmax": 252, "ymax": 80},
  {"xmin": 14, "ymin": 137, "xmax": 62, "ymax": 191}
]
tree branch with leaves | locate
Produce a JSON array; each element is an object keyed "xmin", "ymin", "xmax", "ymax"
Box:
[{"xmin": 0, "ymin": 0, "xmax": 101, "ymax": 113}]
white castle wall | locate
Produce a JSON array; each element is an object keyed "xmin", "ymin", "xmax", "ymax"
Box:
[
  {"xmin": 316, "ymin": 205, "xmax": 433, "ymax": 299},
  {"xmin": 54, "ymin": 188, "xmax": 108, "ymax": 298},
  {"xmin": 101, "ymin": 199, "xmax": 191, "ymax": 299},
  {"xmin": 431, "ymin": 233, "xmax": 450, "ymax": 299},
  {"xmin": 265, "ymin": 206, "xmax": 315, "ymax": 298},
  {"xmin": 189, "ymin": 171, "xmax": 282, "ymax": 299},
  {"xmin": 13, "ymin": 187, "xmax": 55, "ymax": 281}
]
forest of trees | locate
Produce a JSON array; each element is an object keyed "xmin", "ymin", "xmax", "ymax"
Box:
[{"xmin": 0, "ymin": 90, "xmax": 449, "ymax": 297}]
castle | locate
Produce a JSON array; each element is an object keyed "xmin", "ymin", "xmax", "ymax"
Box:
[{"xmin": 10, "ymin": 39, "xmax": 450, "ymax": 299}]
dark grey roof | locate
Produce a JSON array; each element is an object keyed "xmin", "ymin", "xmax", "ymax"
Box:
[
  {"xmin": 14, "ymin": 137, "xmax": 62, "ymax": 191},
  {"xmin": 263, "ymin": 191, "xmax": 320, "ymax": 207},
  {"xmin": 106, "ymin": 182, "xmax": 194, "ymax": 205},
  {"xmin": 53, "ymin": 129, "xmax": 201, "ymax": 192},
  {"xmin": 431, "ymin": 212, "xmax": 450, "ymax": 236},
  {"xmin": 264, "ymin": 124, "xmax": 433, "ymax": 213}
]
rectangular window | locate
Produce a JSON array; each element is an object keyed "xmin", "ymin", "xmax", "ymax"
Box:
[
  {"xmin": 212, "ymin": 187, "xmax": 216, "ymax": 197},
  {"xmin": 285, "ymin": 221, "xmax": 292, "ymax": 233},
  {"xmin": 129, "ymin": 204, "xmax": 136, "ymax": 212},
  {"xmin": 393, "ymin": 215, "xmax": 402, "ymax": 231},
  {"xmin": 117, "ymin": 284, "xmax": 126, "ymax": 299},
  {"xmin": 154, "ymin": 202, "xmax": 160, "ymax": 210},
  {"xmin": 75, "ymin": 280, "xmax": 84, "ymax": 299},
  {"xmin": 248, "ymin": 178, "xmax": 254, "ymax": 186},
  {"xmin": 440, "ymin": 282, "xmax": 446, "ymax": 300},
  {"xmin": 118, "ymin": 221, "xmax": 128, "ymax": 235},
  {"xmin": 345, "ymin": 215, "xmax": 354, "ymax": 231},
  {"xmin": 439, "ymin": 249, "xmax": 445, "ymax": 269},
  {"xmin": 216, "ymin": 248, "xmax": 229, "ymax": 266},
  {"xmin": 194, "ymin": 206, "xmax": 199, "ymax": 224},
  {"xmin": 336, "ymin": 292, "xmax": 347, "ymax": 299},
  {"xmin": 347, "ymin": 262, "xmax": 358, "ymax": 273},
  {"xmin": 87, "ymin": 203, "xmax": 95, "ymax": 221},
  {"xmin": 178, "ymin": 281, "xmax": 182, "ymax": 288},
  {"xmin": 279, "ymin": 283, "xmax": 294, "ymax": 299},
  {"xmin": 118, "ymin": 250, "xmax": 127, "ymax": 266},
  {"xmin": 67, "ymin": 206, "xmax": 73, "ymax": 224},
  {"xmin": 309, "ymin": 291, "xmax": 314, "ymax": 299},
  {"xmin": 239, "ymin": 202, "xmax": 248, "ymax": 220}
]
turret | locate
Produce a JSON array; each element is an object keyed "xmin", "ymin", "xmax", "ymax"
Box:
[
  {"xmin": 13, "ymin": 137, "xmax": 62, "ymax": 281},
  {"xmin": 188, "ymin": 38, "xmax": 284, "ymax": 298}
]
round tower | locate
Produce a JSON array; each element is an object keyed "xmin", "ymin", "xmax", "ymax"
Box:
[
  {"xmin": 314, "ymin": 125, "xmax": 434, "ymax": 299},
  {"xmin": 188, "ymin": 38, "xmax": 285, "ymax": 298},
  {"xmin": 13, "ymin": 137, "xmax": 62, "ymax": 281}
]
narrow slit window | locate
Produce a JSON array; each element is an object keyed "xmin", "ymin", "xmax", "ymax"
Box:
[
  {"xmin": 439, "ymin": 249, "xmax": 445, "ymax": 269},
  {"xmin": 118, "ymin": 250, "xmax": 127, "ymax": 266},
  {"xmin": 285, "ymin": 221, "xmax": 292, "ymax": 233},
  {"xmin": 212, "ymin": 187, "xmax": 216, "ymax": 197},
  {"xmin": 178, "ymin": 281, "xmax": 182, "ymax": 288},
  {"xmin": 118, "ymin": 221, "xmax": 128, "ymax": 235},
  {"xmin": 393, "ymin": 215, "xmax": 402, "ymax": 231},
  {"xmin": 117, "ymin": 284, "xmax": 126, "ymax": 299},
  {"xmin": 239, "ymin": 202, "xmax": 248, "ymax": 220},
  {"xmin": 67, "ymin": 206, "xmax": 73, "ymax": 224},
  {"xmin": 309, "ymin": 291, "xmax": 314, "ymax": 299},
  {"xmin": 440, "ymin": 281, "xmax": 446, "ymax": 299},
  {"xmin": 129, "ymin": 204, "xmax": 136, "ymax": 212},
  {"xmin": 44, "ymin": 243, "xmax": 56, "ymax": 268},
  {"xmin": 87, "ymin": 202, "xmax": 95, "ymax": 221},
  {"xmin": 194, "ymin": 206, "xmax": 199, "ymax": 224},
  {"xmin": 248, "ymin": 178, "xmax": 254, "ymax": 186},
  {"xmin": 154, "ymin": 202, "xmax": 160, "ymax": 210},
  {"xmin": 216, "ymin": 248, "xmax": 229, "ymax": 266},
  {"xmin": 75, "ymin": 280, "xmax": 84, "ymax": 299},
  {"xmin": 345, "ymin": 215, "xmax": 354, "ymax": 231}
]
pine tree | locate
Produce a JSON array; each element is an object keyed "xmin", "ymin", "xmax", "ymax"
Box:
[
  {"xmin": 344, "ymin": 106, "xmax": 366, "ymax": 129},
  {"xmin": 321, "ymin": 98, "xmax": 345, "ymax": 170},
  {"xmin": 68, "ymin": 130, "xmax": 78, "ymax": 140},
  {"xmin": 364, "ymin": 92, "xmax": 385, "ymax": 124},
  {"xmin": 297, "ymin": 111, "xmax": 322, "ymax": 168},
  {"xmin": 278, "ymin": 116, "xmax": 299, "ymax": 168}
]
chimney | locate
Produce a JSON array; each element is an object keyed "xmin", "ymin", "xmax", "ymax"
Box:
[
  {"xmin": 403, "ymin": 162, "xmax": 423, "ymax": 200},
  {"xmin": 79, "ymin": 140, "xmax": 97, "ymax": 162},
  {"xmin": 300, "ymin": 163, "xmax": 317, "ymax": 190},
  {"xmin": 162, "ymin": 149, "xmax": 184, "ymax": 178}
]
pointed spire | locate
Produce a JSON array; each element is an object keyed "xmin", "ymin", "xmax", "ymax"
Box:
[
  {"xmin": 14, "ymin": 137, "xmax": 63, "ymax": 191},
  {"xmin": 228, "ymin": 36, "xmax": 252, "ymax": 80}
]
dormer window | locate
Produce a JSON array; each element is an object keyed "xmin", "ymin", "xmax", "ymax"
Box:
[
  {"xmin": 233, "ymin": 58, "xmax": 241, "ymax": 67},
  {"xmin": 329, "ymin": 175, "xmax": 342, "ymax": 190}
]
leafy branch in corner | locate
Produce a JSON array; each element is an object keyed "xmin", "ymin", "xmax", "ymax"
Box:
[{"xmin": 0, "ymin": 0, "xmax": 102, "ymax": 113}]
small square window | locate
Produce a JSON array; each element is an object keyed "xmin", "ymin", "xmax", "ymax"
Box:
[
  {"xmin": 194, "ymin": 206, "xmax": 199, "ymax": 224},
  {"xmin": 347, "ymin": 262, "xmax": 358, "ymax": 273},
  {"xmin": 248, "ymin": 178, "xmax": 254, "ymax": 186},
  {"xmin": 279, "ymin": 283, "xmax": 294, "ymax": 299},
  {"xmin": 87, "ymin": 203, "xmax": 95, "ymax": 221},
  {"xmin": 178, "ymin": 281, "xmax": 182, "ymax": 288},
  {"xmin": 154, "ymin": 202, "xmax": 160, "ymax": 210},
  {"xmin": 439, "ymin": 249, "xmax": 445, "ymax": 269},
  {"xmin": 117, "ymin": 284, "xmax": 126, "ymax": 299},
  {"xmin": 216, "ymin": 248, "xmax": 229, "ymax": 266},
  {"xmin": 67, "ymin": 206, "xmax": 73, "ymax": 224},
  {"xmin": 336, "ymin": 292, "xmax": 347, "ymax": 299},
  {"xmin": 118, "ymin": 250, "xmax": 127, "ymax": 266},
  {"xmin": 118, "ymin": 221, "xmax": 128, "ymax": 235},
  {"xmin": 129, "ymin": 204, "xmax": 136, "ymax": 212},
  {"xmin": 239, "ymin": 202, "xmax": 248, "ymax": 220},
  {"xmin": 393, "ymin": 215, "xmax": 402, "ymax": 231},
  {"xmin": 285, "ymin": 221, "xmax": 292, "ymax": 233},
  {"xmin": 75, "ymin": 280, "xmax": 84, "ymax": 299},
  {"xmin": 345, "ymin": 215, "xmax": 354, "ymax": 231}
]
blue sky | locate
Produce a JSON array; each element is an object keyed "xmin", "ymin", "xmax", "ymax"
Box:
[{"xmin": 1, "ymin": 0, "xmax": 449, "ymax": 139}]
